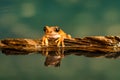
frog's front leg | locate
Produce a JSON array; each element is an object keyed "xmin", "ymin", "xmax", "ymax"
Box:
[
  {"xmin": 55, "ymin": 37, "xmax": 65, "ymax": 47},
  {"xmin": 42, "ymin": 36, "xmax": 49, "ymax": 46}
]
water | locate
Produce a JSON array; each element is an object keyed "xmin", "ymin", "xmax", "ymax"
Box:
[
  {"xmin": 0, "ymin": 50, "xmax": 120, "ymax": 80},
  {"xmin": 0, "ymin": 0, "xmax": 120, "ymax": 80}
]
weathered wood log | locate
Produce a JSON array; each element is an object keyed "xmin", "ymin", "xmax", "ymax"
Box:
[
  {"xmin": 0, "ymin": 36, "xmax": 120, "ymax": 53},
  {"xmin": 1, "ymin": 36, "xmax": 120, "ymax": 67}
]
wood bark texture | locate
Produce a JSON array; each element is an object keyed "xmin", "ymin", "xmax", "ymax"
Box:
[{"xmin": 0, "ymin": 36, "xmax": 120, "ymax": 53}]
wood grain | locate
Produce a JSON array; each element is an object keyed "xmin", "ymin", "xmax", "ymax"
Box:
[{"xmin": 0, "ymin": 36, "xmax": 120, "ymax": 53}]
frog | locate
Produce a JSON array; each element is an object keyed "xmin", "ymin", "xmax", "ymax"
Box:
[{"xmin": 41, "ymin": 26, "xmax": 72, "ymax": 47}]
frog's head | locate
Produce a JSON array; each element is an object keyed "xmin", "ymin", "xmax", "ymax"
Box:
[{"xmin": 43, "ymin": 26, "xmax": 61, "ymax": 38}]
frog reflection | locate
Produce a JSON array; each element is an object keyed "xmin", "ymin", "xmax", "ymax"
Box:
[
  {"xmin": 42, "ymin": 48, "xmax": 64, "ymax": 67},
  {"xmin": 44, "ymin": 52, "xmax": 64, "ymax": 67}
]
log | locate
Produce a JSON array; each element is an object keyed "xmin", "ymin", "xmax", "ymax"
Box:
[
  {"xmin": 0, "ymin": 36, "xmax": 120, "ymax": 58},
  {"xmin": 1, "ymin": 36, "xmax": 120, "ymax": 51},
  {"xmin": 1, "ymin": 36, "xmax": 120, "ymax": 67}
]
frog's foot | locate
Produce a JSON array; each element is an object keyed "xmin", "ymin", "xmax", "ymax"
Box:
[
  {"xmin": 55, "ymin": 37, "xmax": 65, "ymax": 47},
  {"xmin": 41, "ymin": 37, "xmax": 49, "ymax": 46}
]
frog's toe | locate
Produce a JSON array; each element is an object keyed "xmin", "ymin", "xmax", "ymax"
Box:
[
  {"xmin": 42, "ymin": 40, "xmax": 49, "ymax": 46},
  {"xmin": 42, "ymin": 43, "xmax": 49, "ymax": 46},
  {"xmin": 55, "ymin": 39, "xmax": 65, "ymax": 47}
]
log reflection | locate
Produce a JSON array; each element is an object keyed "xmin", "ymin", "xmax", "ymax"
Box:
[{"xmin": 0, "ymin": 48, "xmax": 120, "ymax": 67}]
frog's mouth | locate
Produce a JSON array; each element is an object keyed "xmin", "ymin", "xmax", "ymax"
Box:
[{"xmin": 47, "ymin": 34, "xmax": 61, "ymax": 38}]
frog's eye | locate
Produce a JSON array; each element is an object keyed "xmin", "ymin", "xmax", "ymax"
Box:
[
  {"xmin": 43, "ymin": 26, "xmax": 47, "ymax": 32},
  {"xmin": 55, "ymin": 27, "xmax": 60, "ymax": 32}
]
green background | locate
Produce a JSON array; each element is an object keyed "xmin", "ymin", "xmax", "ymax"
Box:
[{"xmin": 0, "ymin": 0, "xmax": 120, "ymax": 80}]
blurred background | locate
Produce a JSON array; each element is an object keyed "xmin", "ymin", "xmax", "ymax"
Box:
[{"xmin": 0, "ymin": 0, "xmax": 120, "ymax": 80}]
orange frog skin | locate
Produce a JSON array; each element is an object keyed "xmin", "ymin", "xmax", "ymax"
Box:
[{"xmin": 41, "ymin": 26, "xmax": 72, "ymax": 47}]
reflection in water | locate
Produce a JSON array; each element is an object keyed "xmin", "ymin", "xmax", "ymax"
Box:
[
  {"xmin": 44, "ymin": 52, "xmax": 64, "ymax": 67},
  {"xmin": 0, "ymin": 48, "xmax": 120, "ymax": 67},
  {"xmin": 41, "ymin": 48, "xmax": 64, "ymax": 67}
]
